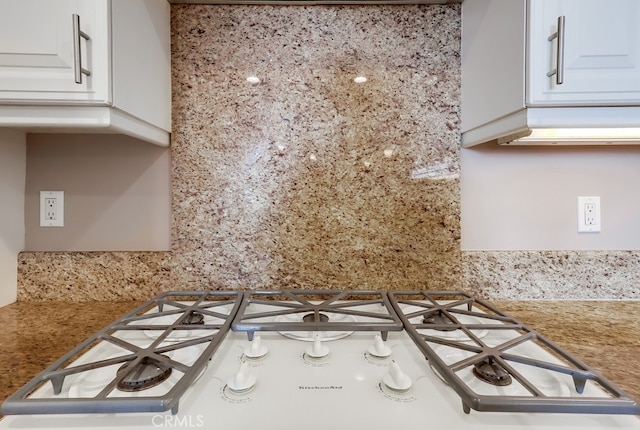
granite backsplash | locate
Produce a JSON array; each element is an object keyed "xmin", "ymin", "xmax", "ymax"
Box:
[{"xmin": 16, "ymin": 5, "xmax": 640, "ymax": 301}]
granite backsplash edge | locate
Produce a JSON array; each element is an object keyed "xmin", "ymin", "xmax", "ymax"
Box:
[{"xmin": 16, "ymin": 250, "xmax": 640, "ymax": 301}]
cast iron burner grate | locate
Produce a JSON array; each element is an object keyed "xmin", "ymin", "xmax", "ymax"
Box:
[
  {"xmin": 388, "ymin": 290, "xmax": 640, "ymax": 416},
  {"xmin": 1, "ymin": 291, "xmax": 243, "ymax": 416},
  {"xmin": 232, "ymin": 290, "xmax": 404, "ymax": 341}
]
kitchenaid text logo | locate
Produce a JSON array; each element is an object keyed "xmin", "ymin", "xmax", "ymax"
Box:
[
  {"xmin": 299, "ymin": 385, "xmax": 343, "ymax": 390},
  {"xmin": 152, "ymin": 414, "xmax": 205, "ymax": 428}
]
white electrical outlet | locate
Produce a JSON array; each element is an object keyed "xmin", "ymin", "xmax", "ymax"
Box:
[
  {"xmin": 577, "ymin": 196, "xmax": 600, "ymax": 233},
  {"xmin": 40, "ymin": 191, "xmax": 64, "ymax": 227}
]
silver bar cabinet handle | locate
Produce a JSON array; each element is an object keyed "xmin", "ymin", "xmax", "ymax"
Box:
[
  {"xmin": 546, "ymin": 15, "xmax": 565, "ymax": 85},
  {"xmin": 72, "ymin": 14, "xmax": 91, "ymax": 84}
]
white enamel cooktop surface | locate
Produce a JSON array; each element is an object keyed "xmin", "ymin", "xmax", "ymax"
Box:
[
  {"xmin": 1, "ymin": 297, "xmax": 639, "ymax": 430},
  {"xmin": 2, "ymin": 327, "xmax": 640, "ymax": 430}
]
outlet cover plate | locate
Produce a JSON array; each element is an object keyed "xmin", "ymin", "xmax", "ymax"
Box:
[
  {"xmin": 40, "ymin": 191, "xmax": 64, "ymax": 227},
  {"xmin": 577, "ymin": 196, "xmax": 600, "ymax": 233}
]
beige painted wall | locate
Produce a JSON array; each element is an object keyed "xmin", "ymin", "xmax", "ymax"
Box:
[
  {"xmin": 0, "ymin": 128, "xmax": 26, "ymax": 306},
  {"xmin": 460, "ymin": 144, "xmax": 640, "ymax": 250},
  {"xmin": 24, "ymin": 134, "xmax": 170, "ymax": 251}
]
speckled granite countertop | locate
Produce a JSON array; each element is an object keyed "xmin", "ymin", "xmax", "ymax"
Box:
[{"xmin": 0, "ymin": 300, "xmax": 638, "ymax": 414}]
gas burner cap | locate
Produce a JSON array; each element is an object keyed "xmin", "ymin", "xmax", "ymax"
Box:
[
  {"xmin": 117, "ymin": 356, "xmax": 172, "ymax": 392},
  {"xmin": 274, "ymin": 313, "xmax": 356, "ymax": 341},
  {"xmin": 302, "ymin": 312, "xmax": 330, "ymax": 323},
  {"xmin": 423, "ymin": 310, "xmax": 457, "ymax": 332},
  {"xmin": 473, "ymin": 358, "xmax": 512, "ymax": 386},
  {"xmin": 181, "ymin": 310, "xmax": 205, "ymax": 325}
]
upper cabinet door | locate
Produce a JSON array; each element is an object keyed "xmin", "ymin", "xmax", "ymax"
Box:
[
  {"xmin": 527, "ymin": 0, "xmax": 640, "ymax": 105},
  {"xmin": 0, "ymin": 0, "xmax": 109, "ymax": 103}
]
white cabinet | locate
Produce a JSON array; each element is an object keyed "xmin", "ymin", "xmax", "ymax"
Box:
[
  {"xmin": 528, "ymin": 0, "xmax": 640, "ymax": 105},
  {"xmin": 462, "ymin": 0, "xmax": 640, "ymax": 147},
  {"xmin": 0, "ymin": 0, "xmax": 171, "ymax": 146},
  {"xmin": 0, "ymin": 1, "xmax": 108, "ymax": 102}
]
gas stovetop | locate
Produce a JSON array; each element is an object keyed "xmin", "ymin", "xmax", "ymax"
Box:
[
  {"xmin": 1, "ymin": 290, "xmax": 639, "ymax": 430},
  {"xmin": 1, "ymin": 291, "xmax": 243, "ymax": 415},
  {"xmin": 389, "ymin": 291, "xmax": 639, "ymax": 415}
]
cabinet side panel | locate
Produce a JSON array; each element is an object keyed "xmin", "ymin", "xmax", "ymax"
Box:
[
  {"xmin": 0, "ymin": 129, "xmax": 26, "ymax": 306},
  {"xmin": 461, "ymin": 0, "xmax": 526, "ymax": 133},
  {"xmin": 111, "ymin": 0, "xmax": 171, "ymax": 131}
]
